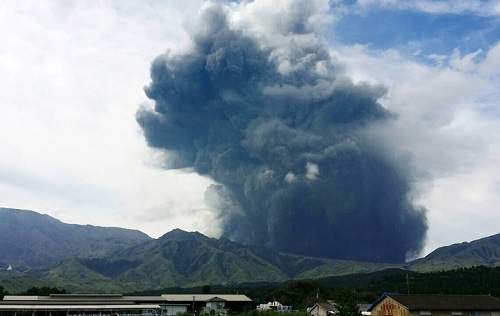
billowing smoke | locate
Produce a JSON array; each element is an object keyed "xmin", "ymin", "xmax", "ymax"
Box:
[{"xmin": 137, "ymin": 1, "xmax": 427, "ymax": 263}]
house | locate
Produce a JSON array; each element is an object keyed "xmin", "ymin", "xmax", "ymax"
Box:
[
  {"xmin": 257, "ymin": 301, "xmax": 294, "ymax": 313},
  {"xmin": 161, "ymin": 303, "xmax": 190, "ymax": 316},
  {"xmin": 368, "ymin": 293, "xmax": 500, "ymax": 316},
  {"xmin": 276, "ymin": 305, "xmax": 295, "ymax": 313},
  {"xmin": 258, "ymin": 301, "xmax": 283, "ymax": 311},
  {"xmin": 309, "ymin": 302, "xmax": 337, "ymax": 316},
  {"xmin": 161, "ymin": 294, "xmax": 254, "ymax": 314},
  {"xmin": 308, "ymin": 302, "xmax": 371, "ymax": 316},
  {"xmin": 202, "ymin": 296, "xmax": 228, "ymax": 314},
  {"xmin": 358, "ymin": 304, "xmax": 372, "ymax": 315}
]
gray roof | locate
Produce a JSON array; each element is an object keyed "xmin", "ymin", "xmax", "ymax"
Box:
[
  {"xmin": 5, "ymin": 294, "xmax": 131, "ymax": 301},
  {"xmin": 50, "ymin": 294, "xmax": 123, "ymax": 299},
  {"xmin": 314, "ymin": 303, "xmax": 336, "ymax": 311},
  {"xmin": 206, "ymin": 297, "xmax": 227, "ymax": 302},
  {"xmin": 1, "ymin": 294, "xmax": 163, "ymax": 306},
  {"xmin": 161, "ymin": 294, "xmax": 252, "ymax": 302},
  {"xmin": 0, "ymin": 301, "xmax": 137, "ymax": 306},
  {"xmin": 370, "ymin": 294, "xmax": 500, "ymax": 311},
  {"xmin": 312, "ymin": 302, "xmax": 370, "ymax": 313},
  {"xmin": 0, "ymin": 295, "xmax": 166, "ymax": 312},
  {"xmin": 1, "ymin": 294, "xmax": 252, "ymax": 309},
  {"xmin": 357, "ymin": 304, "xmax": 371, "ymax": 312},
  {"xmin": 0, "ymin": 304, "xmax": 161, "ymax": 311}
]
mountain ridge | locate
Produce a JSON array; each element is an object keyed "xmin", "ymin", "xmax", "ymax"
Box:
[
  {"xmin": 0, "ymin": 207, "xmax": 152, "ymax": 268},
  {"xmin": 408, "ymin": 233, "xmax": 500, "ymax": 272},
  {"xmin": 1, "ymin": 207, "xmax": 499, "ymax": 294}
]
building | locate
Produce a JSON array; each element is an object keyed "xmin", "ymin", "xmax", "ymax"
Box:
[
  {"xmin": 309, "ymin": 302, "xmax": 336, "ymax": 316},
  {"xmin": 202, "ymin": 297, "xmax": 228, "ymax": 314},
  {"xmin": 257, "ymin": 301, "xmax": 282, "ymax": 311},
  {"xmin": 0, "ymin": 294, "xmax": 163, "ymax": 316},
  {"xmin": 0, "ymin": 293, "xmax": 254, "ymax": 316},
  {"xmin": 368, "ymin": 293, "xmax": 500, "ymax": 316},
  {"xmin": 308, "ymin": 302, "xmax": 371, "ymax": 316},
  {"xmin": 276, "ymin": 305, "xmax": 295, "ymax": 313},
  {"xmin": 256, "ymin": 301, "xmax": 294, "ymax": 313},
  {"xmin": 161, "ymin": 294, "xmax": 254, "ymax": 314}
]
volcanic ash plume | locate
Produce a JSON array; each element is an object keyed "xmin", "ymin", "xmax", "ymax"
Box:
[{"xmin": 137, "ymin": 1, "xmax": 427, "ymax": 263}]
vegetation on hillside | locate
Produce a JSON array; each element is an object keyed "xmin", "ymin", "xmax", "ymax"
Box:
[
  {"xmin": 2, "ymin": 266, "xmax": 500, "ymax": 311},
  {"xmin": 130, "ymin": 266, "xmax": 500, "ymax": 310},
  {"xmin": 3, "ymin": 218, "xmax": 500, "ymax": 294},
  {"xmin": 367, "ymin": 266, "xmax": 500, "ymax": 296},
  {"xmin": 18, "ymin": 286, "xmax": 67, "ymax": 295}
]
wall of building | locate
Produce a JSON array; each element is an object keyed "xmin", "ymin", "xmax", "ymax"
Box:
[
  {"xmin": 309, "ymin": 306, "xmax": 324, "ymax": 316},
  {"xmin": 371, "ymin": 297, "xmax": 498, "ymax": 316},
  {"xmin": 371, "ymin": 297, "xmax": 409, "ymax": 316},
  {"xmin": 162, "ymin": 305, "xmax": 188, "ymax": 316}
]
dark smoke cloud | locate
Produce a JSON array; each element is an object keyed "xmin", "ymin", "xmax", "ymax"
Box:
[{"xmin": 137, "ymin": 2, "xmax": 427, "ymax": 263}]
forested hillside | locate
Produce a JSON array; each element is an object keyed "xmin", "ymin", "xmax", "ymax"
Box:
[
  {"xmin": 134, "ymin": 266, "xmax": 500, "ymax": 308},
  {"xmin": 2, "ymin": 266, "xmax": 500, "ymax": 309}
]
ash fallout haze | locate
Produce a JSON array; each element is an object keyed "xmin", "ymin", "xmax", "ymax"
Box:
[{"xmin": 1, "ymin": 0, "xmax": 500, "ymax": 262}]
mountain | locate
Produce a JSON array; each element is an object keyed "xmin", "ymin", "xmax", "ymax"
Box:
[
  {"xmin": 109, "ymin": 229, "xmax": 396, "ymax": 286},
  {"xmin": 10, "ymin": 230, "xmax": 499, "ymax": 294},
  {"xmin": 408, "ymin": 233, "xmax": 500, "ymax": 272},
  {"xmin": 11, "ymin": 228, "xmax": 393, "ymax": 293},
  {"xmin": 0, "ymin": 208, "xmax": 152, "ymax": 268},
  {"xmin": 1, "ymin": 207, "xmax": 500, "ymax": 294}
]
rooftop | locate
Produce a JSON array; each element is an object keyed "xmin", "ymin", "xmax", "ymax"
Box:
[{"xmin": 369, "ymin": 294, "xmax": 500, "ymax": 311}]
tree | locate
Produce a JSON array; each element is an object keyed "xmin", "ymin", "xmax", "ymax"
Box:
[
  {"xmin": 0, "ymin": 284, "xmax": 8, "ymax": 300},
  {"xmin": 203, "ymin": 285, "xmax": 212, "ymax": 294},
  {"xmin": 333, "ymin": 290, "xmax": 361, "ymax": 316},
  {"xmin": 20, "ymin": 286, "xmax": 67, "ymax": 295}
]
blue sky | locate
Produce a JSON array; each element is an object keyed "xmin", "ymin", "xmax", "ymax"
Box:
[
  {"xmin": 335, "ymin": 9, "xmax": 499, "ymax": 58},
  {"xmin": 1, "ymin": 0, "xmax": 499, "ymax": 259}
]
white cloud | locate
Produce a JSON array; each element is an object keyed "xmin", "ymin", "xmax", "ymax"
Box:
[
  {"xmin": 305, "ymin": 162, "xmax": 320, "ymax": 180},
  {"xmin": 285, "ymin": 172, "xmax": 298, "ymax": 183},
  {"xmin": 0, "ymin": 0, "xmax": 211, "ymax": 238},
  {"xmin": 334, "ymin": 41, "xmax": 500, "ymax": 255},
  {"xmin": 230, "ymin": 0, "xmax": 335, "ymax": 50}
]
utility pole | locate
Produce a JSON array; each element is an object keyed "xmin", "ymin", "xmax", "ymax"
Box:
[{"xmin": 406, "ymin": 273, "xmax": 410, "ymax": 294}]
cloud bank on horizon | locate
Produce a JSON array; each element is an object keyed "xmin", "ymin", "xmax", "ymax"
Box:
[
  {"xmin": 1, "ymin": 0, "xmax": 499, "ymax": 260},
  {"xmin": 137, "ymin": 0, "xmax": 428, "ymax": 263}
]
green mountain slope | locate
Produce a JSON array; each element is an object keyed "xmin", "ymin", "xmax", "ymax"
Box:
[
  {"xmin": 11, "ymin": 229, "xmax": 397, "ymax": 293},
  {"xmin": 1, "ymin": 208, "xmax": 500, "ymax": 294},
  {"xmin": 111, "ymin": 229, "xmax": 296, "ymax": 289}
]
